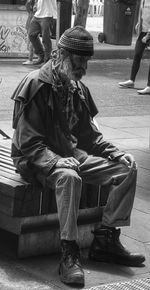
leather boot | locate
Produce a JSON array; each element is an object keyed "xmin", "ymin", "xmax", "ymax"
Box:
[
  {"xmin": 89, "ymin": 227, "xmax": 145, "ymax": 266},
  {"xmin": 59, "ymin": 240, "xmax": 85, "ymax": 286}
]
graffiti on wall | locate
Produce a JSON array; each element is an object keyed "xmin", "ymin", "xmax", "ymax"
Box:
[
  {"xmin": 0, "ymin": 26, "xmax": 10, "ymax": 53},
  {"xmin": 0, "ymin": 12, "xmax": 28, "ymax": 54}
]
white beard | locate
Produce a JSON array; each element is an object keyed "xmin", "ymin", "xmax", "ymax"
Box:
[{"xmin": 60, "ymin": 56, "xmax": 75, "ymax": 81}]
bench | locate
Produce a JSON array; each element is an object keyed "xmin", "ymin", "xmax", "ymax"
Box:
[{"xmin": 0, "ymin": 144, "xmax": 107, "ymax": 258}]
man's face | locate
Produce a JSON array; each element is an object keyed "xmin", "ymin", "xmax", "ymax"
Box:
[{"xmin": 62, "ymin": 53, "xmax": 91, "ymax": 81}]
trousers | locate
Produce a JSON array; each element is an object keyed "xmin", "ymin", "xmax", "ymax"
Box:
[
  {"xmin": 29, "ymin": 16, "xmax": 53, "ymax": 62},
  {"xmin": 37, "ymin": 155, "xmax": 137, "ymax": 241},
  {"xmin": 130, "ymin": 32, "xmax": 150, "ymax": 85}
]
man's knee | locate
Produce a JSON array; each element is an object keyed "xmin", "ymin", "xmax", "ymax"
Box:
[
  {"xmin": 29, "ymin": 31, "xmax": 37, "ymax": 41},
  {"xmin": 115, "ymin": 162, "xmax": 137, "ymax": 185},
  {"xmin": 58, "ymin": 168, "xmax": 82, "ymax": 186},
  {"xmin": 121, "ymin": 162, "xmax": 137, "ymax": 175},
  {"xmin": 55, "ymin": 169, "xmax": 82, "ymax": 200},
  {"xmin": 111, "ymin": 162, "xmax": 137, "ymax": 184}
]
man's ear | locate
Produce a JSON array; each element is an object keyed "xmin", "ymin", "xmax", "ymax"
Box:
[{"xmin": 59, "ymin": 48, "xmax": 70, "ymax": 59}]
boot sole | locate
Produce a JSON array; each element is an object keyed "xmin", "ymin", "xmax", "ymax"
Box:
[
  {"xmin": 89, "ymin": 252, "xmax": 145, "ymax": 267},
  {"xmin": 119, "ymin": 85, "xmax": 134, "ymax": 88},
  {"xmin": 60, "ymin": 273, "xmax": 84, "ymax": 286},
  {"xmin": 138, "ymin": 91, "xmax": 150, "ymax": 95}
]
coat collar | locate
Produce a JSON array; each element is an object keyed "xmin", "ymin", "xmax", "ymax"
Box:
[{"xmin": 38, "ymin": 59, "xmax": 86, "ymax": 101}]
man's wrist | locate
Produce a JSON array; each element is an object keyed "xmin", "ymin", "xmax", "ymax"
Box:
[
  {"xmin": 109, "ymin": 152, "xmax": 125, "ymax": 161},
  {"xmin": 146, "ymin": 32, "xmax": 150, "ymax": 41}
]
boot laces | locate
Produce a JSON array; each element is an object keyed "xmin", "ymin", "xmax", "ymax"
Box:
[{"xmin": 62, "ymin": 241, "xmax": 81, "ymax": 268}]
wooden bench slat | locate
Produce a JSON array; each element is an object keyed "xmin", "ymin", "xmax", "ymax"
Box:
[
  {"xmin": 0, "ymin": 151, "xmax": 11, "ymax": 158},
  {"xmin": 0, "ymin": 146, "xmax": 11, "ymax": 154},
  {"xmin": 0, "ymin": 157, "xmax": 14, "ymax": 167},
  {"xmin": 0, "ymin": 192, "xmax": 26, "ymax": 217},
  {"xmin": 0, "ymin": 170, "xmax": 30, "ymax": 185},
  {"xmin": 0, "ymin": 192, "xmax": 41, "ymax": 218},
  {"xmin": 0, "ymin": 166, "xmax": 17, "ymax": 175},
  {"xmin": 0, "ymin": 175, "xmax": 41, "ymax": 217},
  {"xmin": 0, "ymin": 154, "xmax": 13, "ymax": 162},
  {"xmin": 0, "ymin": 162, "xmax": 16, "ymax": 171},
  {"xmin": 0, "ymin": 176, "xmax": 41, "ymax": 201},
  {"xmin": 0, "ymin": 175, "xmax": 29, "ymax": 191}
]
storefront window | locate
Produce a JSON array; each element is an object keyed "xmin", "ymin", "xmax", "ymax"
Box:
[{"xmin": 0, "ymin": 0, "xmax": 26, "ymax": 4}]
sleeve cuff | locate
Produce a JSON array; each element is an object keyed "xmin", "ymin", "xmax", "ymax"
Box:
[{"xmin": 109, "ymin": 151, "xmax": 125, "ymax": 161}]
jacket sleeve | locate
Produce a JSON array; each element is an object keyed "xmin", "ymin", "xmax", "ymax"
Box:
[
  {"xmin": 16, "ymin": 91, "xmax": 61, "ymax": 176},
  {"xmin": 83, "ymin": 117, "xmax": 125, "ymax": 160},
  {"xmin": 77, "ymin": 88, "xmax": 125, "ymax": 160}
]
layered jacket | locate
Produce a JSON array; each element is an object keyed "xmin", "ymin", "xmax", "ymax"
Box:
[{"xmin": 11, "ymin": 60, "xmax": 124, "ymax": 179}]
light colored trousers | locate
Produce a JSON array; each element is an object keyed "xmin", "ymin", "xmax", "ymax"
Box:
[{"xmin": 38, "ymin": 155, "xmax": 137, "ymax": 241}]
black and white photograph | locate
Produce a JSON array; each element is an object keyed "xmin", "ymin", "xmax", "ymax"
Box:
[{"xmin": 0, "ymin": 0, "xmax": 150, "ymax": 289}]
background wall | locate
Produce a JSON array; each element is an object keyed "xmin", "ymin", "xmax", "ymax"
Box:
[{"xmin": 0, "ymin": 8, "xmax": 28, "ymax": 57}]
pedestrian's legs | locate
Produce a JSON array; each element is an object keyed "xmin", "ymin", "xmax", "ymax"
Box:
[
  {"xmin": 147, "ymin": 65, "xmax": 150, "ymax": 86},
  {"xmin": 22, "ymin": 37, "xmax": 34, "ymax": 65},
  {"xmin": 130, "ymin": 32, "xmax": 147, "ymax": 81},
  {"xmin": 40, "ymin": 17, "xmax": 53, "ymax": 62},
  {"xmin": 28, "ymin": 41, "xmax": 34, "ymax": 61},
  {"xmin": 29, "ymin": 17, "xmax": 44, "ymax": 59},
  {"xmin": 137, "ymin": 63, "xmax": 150, "ymax": 94}
]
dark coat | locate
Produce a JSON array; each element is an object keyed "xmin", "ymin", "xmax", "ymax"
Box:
[{"xmin": 11, "ymin": 60, "xmax": 124, "ymax": 179}]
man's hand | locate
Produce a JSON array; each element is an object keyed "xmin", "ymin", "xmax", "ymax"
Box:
[
  {"xmin": 135, "ymin": 22, "xmax": 140, "ymax": 34},
  {"xmin": 142, "ymin": 33, "xmax": 150, "ymax": 44},
  {"xmin": 56, "ymin": 157, "xmax": 80, "ymax": 171},
  {"xmin": 118, "ymin": 153, "xmax": 137, "ymax": 170},
  {"xmin": 142, "ymin": 36, "xmax": 147, "ymax": 43}
]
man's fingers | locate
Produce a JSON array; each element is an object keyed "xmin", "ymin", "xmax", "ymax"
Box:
[
  {"xmin": 66, "ymin": 158, "xmax": 80, "ymax": 170},
  {"xmin": 68, "ymin": 157, "xmax": 80, "ymax": 166},
  {"xmin": 66, "ymin": 158, "xmax": 80, "ymax": 168}
]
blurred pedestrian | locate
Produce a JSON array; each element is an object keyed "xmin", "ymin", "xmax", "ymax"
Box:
[
  {"xmin": 23, "ymin": 0, "xmax": 37, "ymax": 65},
  {"xmin": 29, "ymin": 0, "xmax": 57, "ymax": 65},
  {"xmin": 119, "ymin": 0, "xmax": 150, "ymax": 95}
]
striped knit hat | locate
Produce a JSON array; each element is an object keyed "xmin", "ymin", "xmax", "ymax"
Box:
[{"xmin": 58, "ymin": 26, "xmax": 94, "ymax": 56}]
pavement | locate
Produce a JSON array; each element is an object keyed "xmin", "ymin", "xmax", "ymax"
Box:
[{"xmin": 0, "ymin": 16, "xmax": 150, "ymax": 290}]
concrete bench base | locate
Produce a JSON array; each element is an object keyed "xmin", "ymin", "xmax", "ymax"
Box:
[
  {"xmin": 18, "ymin": 220, "xmax": 102, "ymax": 258},
  {"xmin": 0, "ymin": 207, "xmax": 103, "ymax": 258}
]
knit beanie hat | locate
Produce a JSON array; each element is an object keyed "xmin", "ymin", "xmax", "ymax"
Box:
[{"xmin": 58, "ymin": 26, "xmax": 94, "ymax": 56}]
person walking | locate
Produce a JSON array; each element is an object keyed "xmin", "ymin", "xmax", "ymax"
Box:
[
  {"xmin": 28, "ymin": 0, "xmax": 57, "ymax": 65},
  {"xmin": 23, "ymin": 0, "xmax": 37, "ymax": 65},
  {"xmin": 11, "ymin": 26, "xmax": 145, "ymax": 287},
  {"xmin": 119, "ymin": 0, "xmax": 150, "ymax": 95}
]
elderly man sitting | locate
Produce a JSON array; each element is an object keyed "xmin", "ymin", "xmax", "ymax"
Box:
[{"xmin": 11, "ymin": 26, "xmax": 145, "ymax": 287}]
